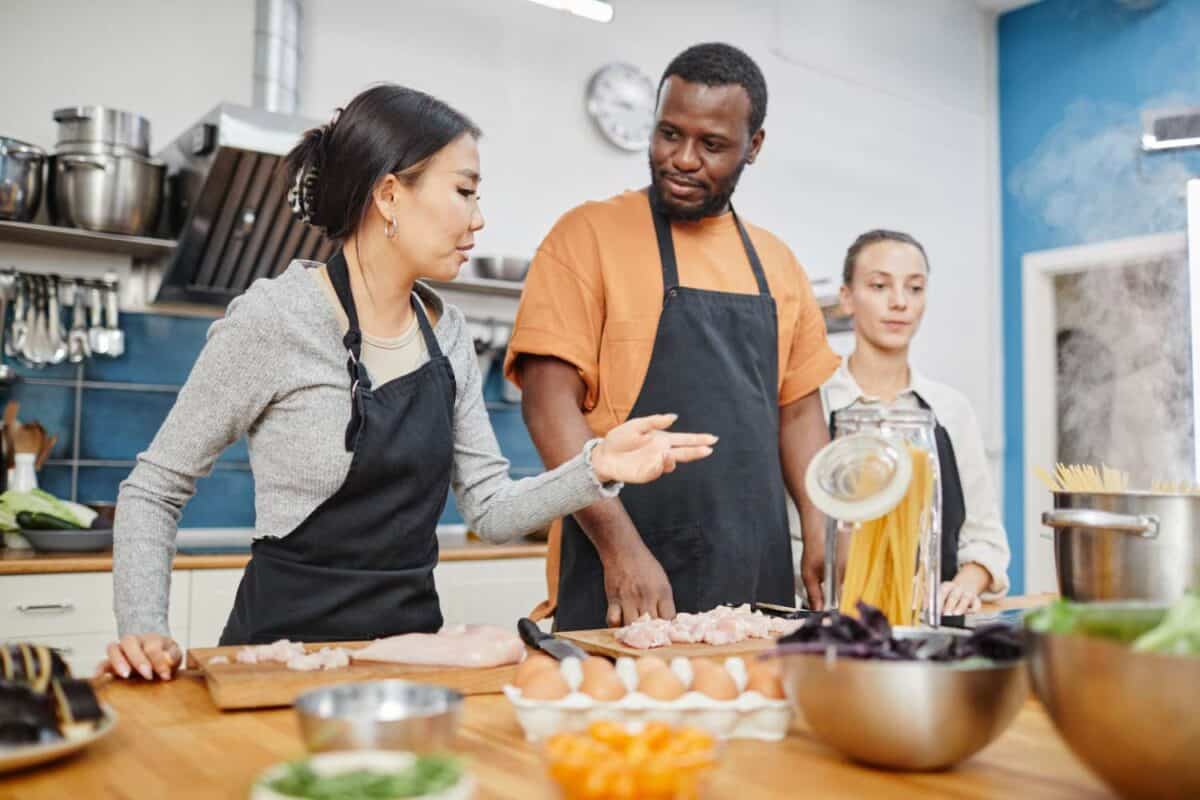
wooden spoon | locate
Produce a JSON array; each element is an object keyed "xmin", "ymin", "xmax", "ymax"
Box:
[
  {"xmin": 13, "ymin": 421, "xmax": 45, "ymax": 456},
  {"xmin": 35, "ymin": 434, "xmax": 56, "ymax": 470}
]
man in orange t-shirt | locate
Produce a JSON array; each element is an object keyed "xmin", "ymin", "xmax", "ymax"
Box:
[{"xmin": 504, "ymin": 43, "xmax": 840, "ymax": 631}]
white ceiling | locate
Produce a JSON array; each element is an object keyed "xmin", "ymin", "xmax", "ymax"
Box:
[{"xmin": 973, "ymin": 0, "xmax": 1039, "ymax": 12}]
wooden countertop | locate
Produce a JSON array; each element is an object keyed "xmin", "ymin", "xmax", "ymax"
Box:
[
  {"xmin": 0, "ymin": 671, "xmax": 1111, "ymax": 800},
  {"xmin": 0, "ymin": 533, "xmax": 548, "ymax": 575}
]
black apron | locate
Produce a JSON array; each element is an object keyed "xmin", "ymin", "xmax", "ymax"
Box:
[
  {"xmin": 555, "ymin": 195, "xmax": 795, "ymax": 631},
  {"xmin": 220, "ymin": 250, "xmax": 456, "ymax": 645},
  {"xmin": 828, "ymin": 392, "xmax": 966, "ymax": 583}
]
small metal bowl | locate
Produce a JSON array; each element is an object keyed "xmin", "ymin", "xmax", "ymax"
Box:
[
  {"xmin": 294, "ymin": 680, "xmax": 463, "ymax": 754},
  {"xmin": 472, "ymin": 256, "xmax": 530, "ymax": 282},
  {"xmin": 779, "ymin": 629, "xmax": 1028, "ymax": 771}
]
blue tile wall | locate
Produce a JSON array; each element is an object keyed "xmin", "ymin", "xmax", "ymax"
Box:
[{"xmin": 1, "ymin": 311, "xmax": 543, "ymax": 530}]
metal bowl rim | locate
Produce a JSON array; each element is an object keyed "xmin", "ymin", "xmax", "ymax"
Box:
[
  {"xmin": 294, "ymin": 679, "xmax": 465, "ymax": 721},
  {"xmin": 776, "ymin": 651, "xmax": 1026, "ymax": 672}
]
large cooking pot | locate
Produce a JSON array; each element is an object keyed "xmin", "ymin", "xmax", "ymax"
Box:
[
  {"xmin": 0, "ymin": 137, "xmax": 46, "ymax": 222},
  {"xmin": 52, "ymin": 106, "xmax": 149, "ymax": 155},
  {"xmin": 1042, "ymin": 491, "xmax": 1198, "ymax": 603},
  {"xmin": 48, "ymin": 152, "xmax": 163, "ymax": 236}
]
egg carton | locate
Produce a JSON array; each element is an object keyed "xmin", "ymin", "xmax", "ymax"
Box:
[{"xmin": 504, "ymin": 656, "xmax": 792, "ymax": 742}]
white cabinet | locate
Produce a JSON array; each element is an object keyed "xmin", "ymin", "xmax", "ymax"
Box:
[
  {"xmin": 434, "ymin": 558, "xmax": 545, "ymax": 628},
  {"xmin": 0, "ymin": 571, "xmax": 188, "ymax": 676},
  {"xmin": 187, "ymin": 568, "xmax": 245, "ymax": 649}
]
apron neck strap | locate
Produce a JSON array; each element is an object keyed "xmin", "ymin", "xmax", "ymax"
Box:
[
  {"xmin": 327, "ymin": 249, "xmax": 370, "ymax": 389},
  {"xmin": 410, "ymin": 287, "xmax": 444, "ymax": 359},
  {"xmin": 647, "ymin": 191, "xmax": 770, "ymax": 296}
]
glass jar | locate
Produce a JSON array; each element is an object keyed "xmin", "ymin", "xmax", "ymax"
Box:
[{"xmin": 813, "ymin": 407, "xmax": 942, "ymax": 627}]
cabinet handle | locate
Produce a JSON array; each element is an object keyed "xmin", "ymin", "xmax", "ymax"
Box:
[{"xmin": 15, "ymin": 601, "xmax": 75, "ymax": 614}]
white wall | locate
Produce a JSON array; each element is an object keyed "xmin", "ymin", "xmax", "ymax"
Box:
[
  {"xmin": 2, "ymin": 0, "xmax": 1003, "ymax": 470},
  {"xmin": 3, "ymin": 0, "xmax": 252, "ymax": 154}
]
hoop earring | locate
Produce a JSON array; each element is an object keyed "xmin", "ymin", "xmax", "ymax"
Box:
[{"xmin": 385, "ymin": 216, "xmax": 398, "ymax": 239}]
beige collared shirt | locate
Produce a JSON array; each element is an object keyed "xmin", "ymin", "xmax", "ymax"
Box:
[{"xmin": 818, "ymin": 361, "xmax": 1011, "ymax": 598}]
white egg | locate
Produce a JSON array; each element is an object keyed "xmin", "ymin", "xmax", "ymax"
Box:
[
  {"xmin": 724, "ymin": 657, "xmax": 748, "ymax": 692},
  {"xmin": 559, "ymin": 656, "xmax": 584, "ymax": 692},
  {"xmin": 670, "ymin": 656, "xmax": 694, "ymax": 690},
  {"xmin": 615, "ymin": 656, "xmax": 639, "ymax": 692}
]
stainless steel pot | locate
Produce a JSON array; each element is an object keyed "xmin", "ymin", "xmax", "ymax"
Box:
[
  {"xmin": 0, "ymin": 137, "xmax": 46, "ymax": 222},
  {"xmin": 48, "ymin": 152, "xmax": 164, "ymax": 236},
  {"xmin": 1042, "ymin": 491, "xmax": 1199, "ymax": 603},
  {"xmin": 52, "ymin": 106, "xmax": 149, "ymax": 155}
]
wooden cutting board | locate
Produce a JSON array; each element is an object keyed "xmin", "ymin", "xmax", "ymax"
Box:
[
  {"xmin": 556, "ymin": 629, "xmax": 781, "ymax": 660},
  {"xmin": 185, "ymin": 642, "xmax": 518, "ymax": 710}
]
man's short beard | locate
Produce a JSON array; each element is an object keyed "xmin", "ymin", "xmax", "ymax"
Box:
[{"xmin": 648, "ymin": 156, "xmax": 748, "ymax": 222}]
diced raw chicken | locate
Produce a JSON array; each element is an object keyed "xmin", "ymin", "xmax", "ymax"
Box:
[
  {"xmin": 616, "ymin": 605, "xmax": 798, "ymax": 649},
  {"xmin": 233, "ymin": 639, "xmax": 351, "ymax": 671},
  {"xmin": 286, "ymin": 647, "xmax": 351, "ymax": 672},
  {"xmin": 615, "ymin": 615, "xmax": 674, "ymax": 649},
  {"xmin": 235, "ymin": 639, "xmax": 307, "ymax": 665},
  {"xmin": 353, "ymin": 624, "xmax": 524, "ymax": 668},
  {"xmin": 207, "ymin": 655, "xmax": 230, "ymax": 666}
]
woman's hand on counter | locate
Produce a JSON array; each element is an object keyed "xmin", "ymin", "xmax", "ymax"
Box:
[
  {"xmin": 590, "ymin": 414, "xmax": 717, "ymax": 485},
  {"xmin": 98, "ymin": 633, "xmax": 183, "ymax": 681},
  {"xmin": 939, "ymin": 562, "xmax": 994, "ymax": 615}
]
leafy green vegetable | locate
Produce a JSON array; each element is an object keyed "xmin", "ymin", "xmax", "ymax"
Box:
[
  {"xmin": 1026, "ymin": 600, "xmax": 1164, "ymax": 642},
  {"xmin": 0, "ymin": 489, "xmax": 95, "ymax": 532},
  {"xmin": 1132, "ymin": 591, "xmax": 1200, "ymax": 655},
  {"xmin": 266, "ymin": 754, "xmax": 462, "ymax": 800},
  {"xmin": 1028, "ymin": 591, "xmax": 1200, "ymax": 656}
]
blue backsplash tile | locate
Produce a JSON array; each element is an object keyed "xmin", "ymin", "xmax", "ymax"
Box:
[
  {"xmin": 36, "ymin": 466, "xmax": 73, "ymax": 499},
  {"xmin": 488, "ymin": 407, "xmax": 543, "ymax": 471},
  {"xmin": 75, "ymin": 463, "xmax": 255, "ymax": 528},
  {"xmin": 180, "ymin": 467, "xmax": 256, "ymax": 528},
  {"xmin": 2, "ymin": 382, "xmax": 75, "ymax": 461},
  {"xmin": 74, "ymin": 466, "xmax": 126, "ymax": 505},
  {"xmin": 4, "ymin": 357, "xmax": 78, "ymax": 381},
  {"xmin": 439, "ymin": 490, "xmax": 460, "ymax": 525},
  {"xmin": 83, "ymin": 313, "xmax": 213, "ymax": 385},
  {"xmin": 79, "ymin": 388, "xmax": 175, "ymax": 461}
]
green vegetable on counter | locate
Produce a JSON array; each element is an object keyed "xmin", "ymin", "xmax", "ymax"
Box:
[
  {"xmin": 0, "ymin": 489, "xmax": 97, "ymax": 532},
  {"xmin": 267, "ymin": 754, "xmax": 462, "ymax": 800},
  {"xmin": 16, "ymin": 510, "xmax": 83, "ymax": 531},
  {"xmin": 1132, "ymin": 591, "xmax": 1200, "ymax": 656},
  {"xmin": 1028, "ymin": 590, "xmax": 1200, "ymax": 656}
]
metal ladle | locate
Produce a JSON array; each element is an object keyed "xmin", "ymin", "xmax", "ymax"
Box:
[
  {"xmin": 67, "ymin": 283, "xmax": 90, "ymax": 363},
  {"xmin": 0, "ymin": 272, "xmax": 14, "ymax": 384}
]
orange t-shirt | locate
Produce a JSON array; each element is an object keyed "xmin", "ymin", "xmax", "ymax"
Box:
[
  {"xmin": 502, "ymin": 189, "xmax": 840, "ymax": 620},
  {"xmin": 503, "ymin": 189, "xmax": 839, "ymax": 424}
]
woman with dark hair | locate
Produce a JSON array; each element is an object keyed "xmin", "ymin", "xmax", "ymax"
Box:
[
  {"xmin": 101, "ymin": 85, "xmax": 716, "ymax": 680},
  {"xmin": 820, "ymin": 230, "xmax": 1010, "ymax": 616}
]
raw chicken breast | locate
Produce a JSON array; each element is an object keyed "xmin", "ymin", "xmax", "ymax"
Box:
[{"xmin": 353, "ymin": 624, "xmax": 524, "ymax": 668}]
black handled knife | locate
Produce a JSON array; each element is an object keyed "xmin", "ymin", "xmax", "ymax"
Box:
[{"xmin": 517, "ymin": 617, "xmax": 589, "ymax": 661}]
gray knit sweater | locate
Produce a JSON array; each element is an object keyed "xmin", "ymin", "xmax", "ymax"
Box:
[{"xmin": 114, "ymin": 261, "xmax": 614, "ymax": 637}]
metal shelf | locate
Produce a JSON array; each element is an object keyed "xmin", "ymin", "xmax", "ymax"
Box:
[
  {"xmin": 422, "ymin": 276, "xmax": 524, "ymax": 298},
  {"xmin": 0, "ymin": 220, "xmax": 176, "ymax": 261}
]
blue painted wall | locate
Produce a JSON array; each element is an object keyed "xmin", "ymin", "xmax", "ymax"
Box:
[
  {"xmin": 999, "ymin": 0, "xmax": 1200, "ymax": 592},
  {"xmin": 2, "ymin": 311, "xmax": 539, "ymax": 528}
]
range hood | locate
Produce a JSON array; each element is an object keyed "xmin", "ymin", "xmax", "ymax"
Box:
[{"xmin": 154, "ymin": 103, "xmax": 335, "ymax": 306}]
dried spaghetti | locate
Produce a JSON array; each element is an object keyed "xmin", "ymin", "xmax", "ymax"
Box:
[{"xmin": 839, "ymin": 443, "xmax": 933, "ymax": 625}]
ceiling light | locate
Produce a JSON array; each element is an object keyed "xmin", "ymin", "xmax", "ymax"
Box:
[{"xmin": 526, "ymin": 0, "xmax": 614, "ymax": 23}]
